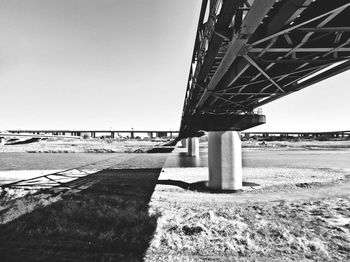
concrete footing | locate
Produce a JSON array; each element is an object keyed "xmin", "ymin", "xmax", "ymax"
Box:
[
  {"xmin": 187, "ymin": 137, "xmax": 199, "ymax": 157},
  {"xmin": 208, "ymin": 131, "xmax": 242, "ymax": 191}
]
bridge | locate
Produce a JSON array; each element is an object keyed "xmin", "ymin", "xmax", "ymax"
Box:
[
  {"xmin": 5, "ymin": 130, "xmax": 179, "ymax": 139},
  {"xmin": 179, "ymin": 0, "xmax": 350, "ymax": 191},
  {"xmin": 5, "ymin": 129, "xmax": 349, "ymax": 140}
]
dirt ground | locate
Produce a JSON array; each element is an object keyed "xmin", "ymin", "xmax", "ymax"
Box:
[
  {"xmin": 139, "ymin": 157, "xmax": 350, "ymax": 261},
  {"xmin": 1, "ymin": 168, "xmax": 349, "ymax": 261},
  {"xmin": 0, "ymin": 141, "xmax": 350, "ymax": 261},
  {"xmin": 0, "ymin": 138, "xmax": 165, "ymax": 153},
  {"xmin": 146, "ymin": 195, "xmax": 350, "ymax": 261}
]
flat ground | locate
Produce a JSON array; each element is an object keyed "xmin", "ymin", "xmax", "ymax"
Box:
[
  {"xmin": 0, "ymin": 140, "xmax": 349, "ymax": 261},
  {"xmin": 0, "ymin": 138, "xmax": 165, "ymax": 153}
]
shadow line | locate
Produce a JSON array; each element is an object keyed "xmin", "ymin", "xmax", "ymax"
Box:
[
  {"xmin": 157, "ymin": 179, "xmax": 260, "ymax": 193},
  {"xmin": 0, "ymin": 168, "xmax": 163, "ymax": 261}
]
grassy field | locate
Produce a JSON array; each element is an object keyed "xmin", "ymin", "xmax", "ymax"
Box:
[
  {"xmin": 0, "ymin": 138, "xmax": 166, "ymax": 153},
  {"xmin": 144, "ymin": 165, "xmax": 350, "ymax": 261},
  {"xmin": 0, "ymin": 140, "xmax": 350, "ymax": 261},
  {"xmin": 0, "ymin": 169, "xmax": 163, "ymax": 261},
  {"xmin": 2, "ymin": 137, "xmax": 350, "ymax": 153},
  {"xmin": 146, "ymin": 195, "xmax": 350, "ymax": 261},
  {"xmin": 1, "ymin": 167, "xmax": 349, "ymax": 261}
]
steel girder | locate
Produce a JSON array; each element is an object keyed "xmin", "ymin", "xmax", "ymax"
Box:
[{"xmin": 179, "ymin": 0, "xmax": 350, "ymax": 138}]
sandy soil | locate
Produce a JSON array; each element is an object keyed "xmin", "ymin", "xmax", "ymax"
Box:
[
  {"xmin": 145, "ymin": 167, "xmax": 350, "ymax": 261},
  {"xmin": 242, "ymin": 140, "xmax": 350, "ymax": 150},
  {"xmin": 196, "ymin": 139, "xmax": 350, "ymax": 150},
  {"xmin": 1, "ymin": 167, "xmax": 349, "ymax": 261},
  {"xmin": 1, "ymin": 141, "xmax": 350, "ymax": 261},
  {"xmin": 157, "ymin": 167, "xmax": 347, "ymax": 192},
  {"xmin": 0, "ymin": 138, "xmax": 165, "ymax": 153},
  {"xmin": 2, "ymin": 138, "xmax": 350, "ymax": 153},
  {"xmin": 146, "ymin": 195, "xmax": 350, "ymax": 261}
]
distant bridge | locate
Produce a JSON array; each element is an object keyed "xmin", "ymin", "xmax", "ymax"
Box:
[
  {"xmin": 179, "ymin": 0, "xmax": 350, "ymax": 191},
  {"xmin": 6, "ymin": 130, "xmax": 179, "ymax": 139},
  {"xmin": 243, "ymin": 130, "xmax": 350, "ymax": 139},
  {"xmin": 5, "ymin": 129, "xmax": 350, "ymax": 140}
]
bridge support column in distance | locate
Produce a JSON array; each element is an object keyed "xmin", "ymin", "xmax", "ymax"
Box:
[
  {"xmin": 187, "ymin": 137, "xmax": 199, "ymax": 157},
  {"xmin": 181, "ymin": 139, "xmax": 187, "ymax": 148},
  {"xmin": 0, "ymin": 137, "xmax": 5, "ymax": 145},
  {"xmin": 208, "ymin": 131, "xmax": 242, "ymax": 191}
]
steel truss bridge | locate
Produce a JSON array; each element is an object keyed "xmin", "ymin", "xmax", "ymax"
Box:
[{"xmin": 179, "ymin": 0, "xmax": 350, "ymax": 138}]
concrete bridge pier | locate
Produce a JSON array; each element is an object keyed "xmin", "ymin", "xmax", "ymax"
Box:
[
  {"xmin": 181, "ymin": 139, "xmax": 187, "ymax": 148},
  {"xmin": 187, "ymin": 137, "xmax": 199, "ymax": 157},
  {"xmin": 208, "ymin": 131, "xmax": 242, "ymax": 191},
  {"xmin": 0, "ymin": 137, "xmax": 5, "ymax": 145}
]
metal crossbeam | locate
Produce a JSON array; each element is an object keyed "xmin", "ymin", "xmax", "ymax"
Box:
[
  {"xmin": 253, "ymin": 59, "xmax": 350, "ymax": 108},
  {"xmin": 215, "ymin": 64, "xmax": 330, "ymax": 94},
  {"xmin": 254, "ymin": 58, "xmax": 349, "ymax": 64},
  {"xmin": 194, "ymin": 0, "xmax": 277, "ymax": 111},
  {"xmin": 243, "ymin": 55, "xmax": 285, "ymax": 93},
  {"xmin": 243, "ymin": 8, "xmax": 350, "ymax": 104},
  {"xmin": 252, "ymin": 3, "xmax": 350, "ymax": 46},
  {"xmin": 179, "ymin": 0, "xmax": 350, "ymax": 138},
  {"xmin": 214, "ymin": 92, "xmax": 277, "ymax": 96},
  {"xmin": 295, "ymin": 27, "xmax": 350, "ymax": 32},
  {"xmin": 249, "ymin": 47, "xmax": 350, "ymax": 53}
]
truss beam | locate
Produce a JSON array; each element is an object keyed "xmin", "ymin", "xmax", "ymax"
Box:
[
  {"xmin": 194, "ymin": 0, "xmax": 277, "ymax": 111},
  {"xmin": 179, "ymin": 0, "xmax": 350, "ymax": 138}
]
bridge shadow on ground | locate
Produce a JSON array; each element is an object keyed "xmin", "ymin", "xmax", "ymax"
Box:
[
  {"xmin": 157, "ymin": 180, "xmax": 260, "ymax": 193},
  {"xmin": 0, "ymin": 168, "xmax": 162, "ymax": 262}
]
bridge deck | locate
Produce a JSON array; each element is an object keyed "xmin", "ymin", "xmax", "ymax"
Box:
[{"xmin": 180, "ymin": 0, "xmax": 350, "ymax": 138}]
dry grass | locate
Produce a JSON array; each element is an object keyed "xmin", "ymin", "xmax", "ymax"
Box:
[
  {"xmin": 1, "ymin": 143, "xmax": 350, "ymax": 261},
  {"xmin": 0, "ymin": 139, "xmax": 164, "ymax": 153},
  {"xmin": 146, "ymin": 196, "xmax": 350, "ymax": 261},
  {"xmin": 200, "ymin": 140, "xmax": 350, "ymax": 150},
  {"xmin": 1, "ymin": 167, "xmax": 350, "ymax": 261},
  {"xmin": 0, "ymin": 169, "xmax": 163, "ymax": 261},
  {"xmin": 158, "ymin": 167, "xmax": 346, "ymax": 193},
  {"xmin": 242, "ymin": 140, "xmax": 350, "ymax": 150}
]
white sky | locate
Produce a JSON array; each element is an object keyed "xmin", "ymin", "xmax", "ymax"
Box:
[{"xmin": 0, "ymin": 0, "xmax": 349, "ymax": 132}]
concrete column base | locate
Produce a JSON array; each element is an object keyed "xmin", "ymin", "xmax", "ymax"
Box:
[
  {"xmin": 208, "ymin": 131, "xmax": 242, "ymax": 191},
  {"xmin": 187, "ymin": 137, "xmax": 199, "ymax": 157}
]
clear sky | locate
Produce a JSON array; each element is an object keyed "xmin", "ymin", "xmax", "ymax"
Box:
[{"xmin": 0, "ymin": 0, "xmax": 349, "ymax": 132}]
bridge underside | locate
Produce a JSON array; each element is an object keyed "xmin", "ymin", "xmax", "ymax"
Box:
[
  {"xmin": 179, "ymin": 0, "xmax": 350, "ymax": 138},
  {"xmin": 179, "ymin": 113, "xmax": 265, "ymax": 138}
]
